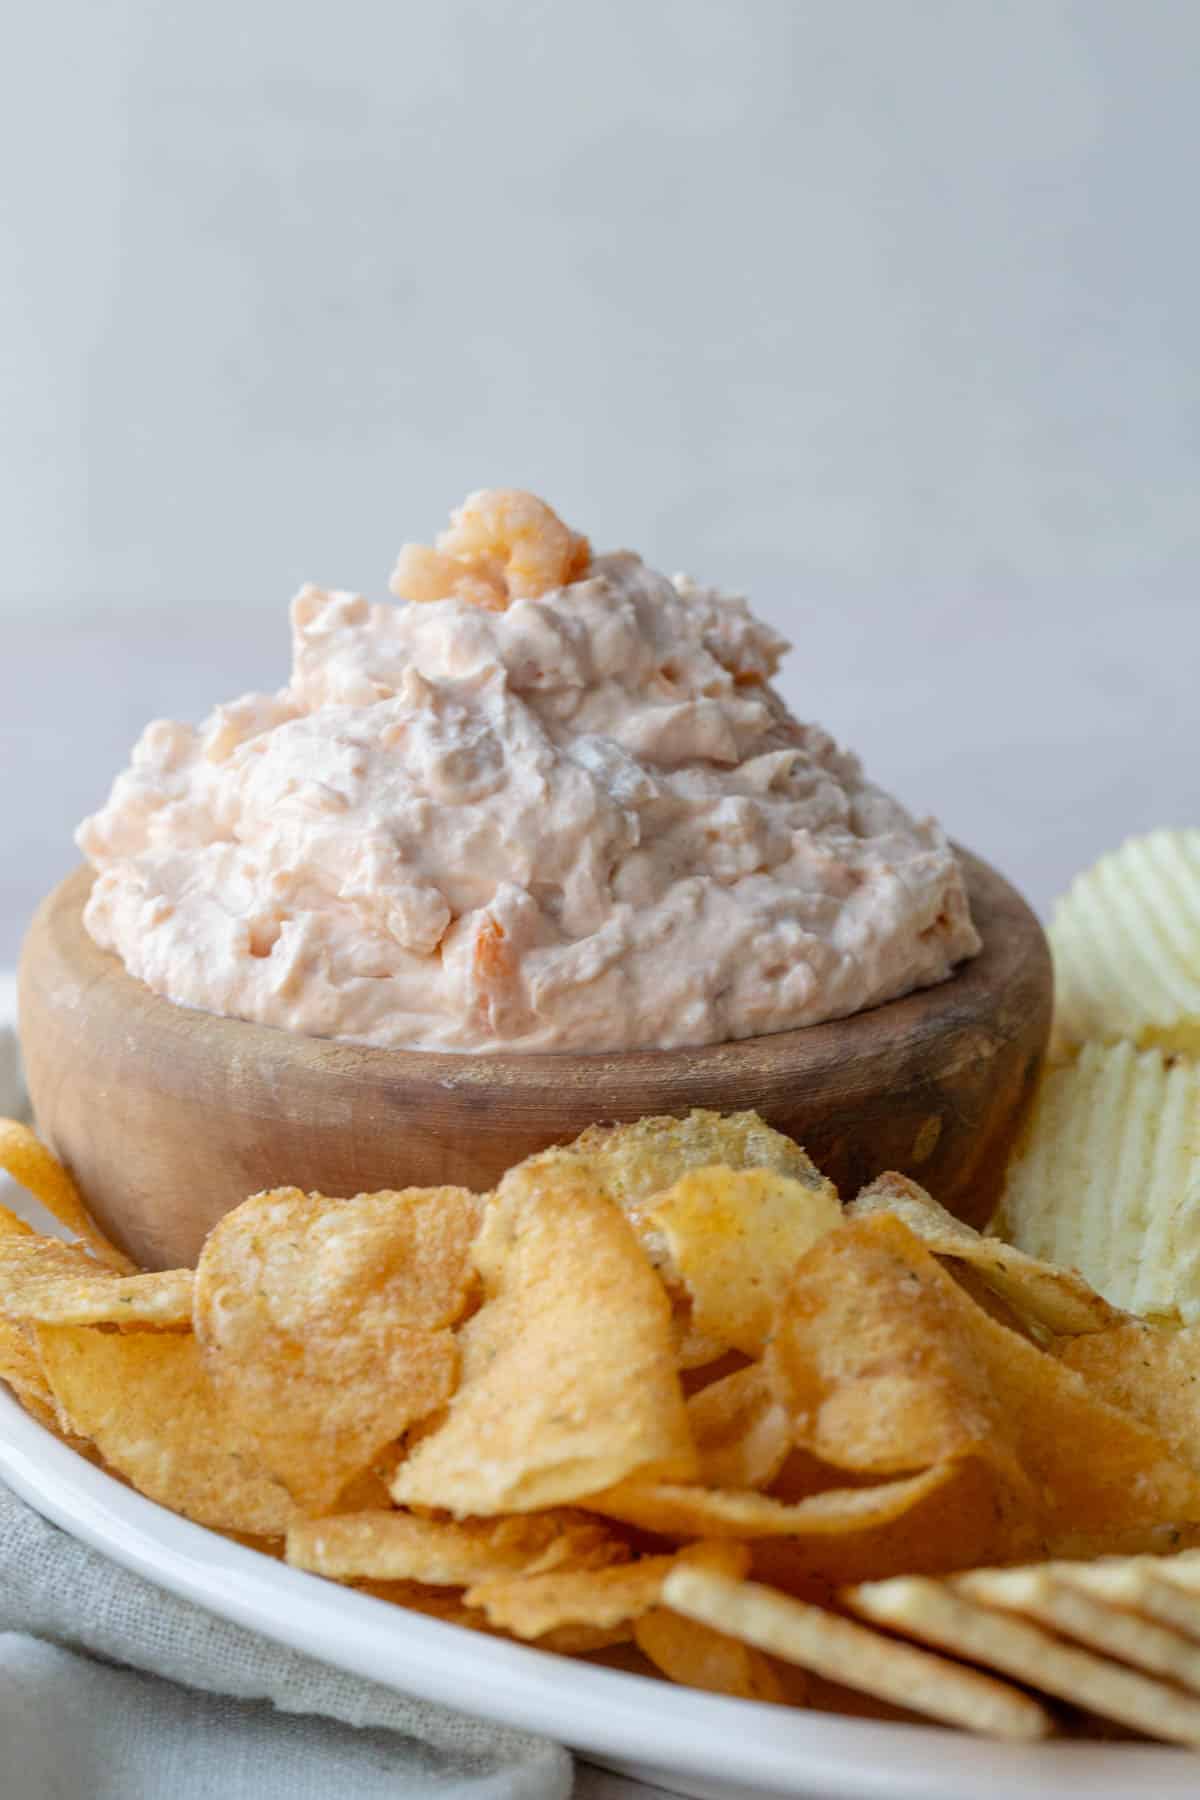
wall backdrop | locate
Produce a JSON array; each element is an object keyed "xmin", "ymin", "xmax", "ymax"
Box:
[{"xmin": 3, "ymin": 0, "xmax": 1198, "ymax": 960}]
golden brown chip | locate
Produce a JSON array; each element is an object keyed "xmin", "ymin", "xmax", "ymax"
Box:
[
  {"xmin": 634, "ymin": 1606, "xmax": 789, "ymax": 1703},
  {"xmin": 36, "ymin": 1324, "xmax": 297, "ymax": 1535},
  {"xmin": 583, "ymin": 1464, "xmax": 955, "ymax": 1541},
  {"xmin": 687, "ymin": 1362, "xmax": 791, "ymax": 1491},
  {"xmin": 0, "ymin": 1201, "xmax": 34, "ymax": 1240},
  {"xmin": 514, "ymin": 1110, "xmax": 830, "ymax": 1216},
  {"xmin": 391, "ymin": 1165, "xmax": 695, "ymax": 1516},
  {"xmin": 663, "ymin": 1567, "xmax": 1050, "ymax": 1741},
  {"xmin": 0, "ymin": 1313, "xmax": 51, "ymax": 1413},
  {"xmin": 766, "ymin": 1214, "xmax": 1200, "ymax": 1554},
  {"xmin": 286, "ymin": 1508, "xmax": 627, "ymax": 1586},
  {"xmin": 0, "ymin": 1120, "xmax": 134, "ymax": 1272},
  {"xmin": 635, "ymin": 1166, "xmax": 841, "ymax": 1358},
  {"xmin": 849, "ymin": 1172, "xmax": 1123, "ymax": 1336},
  {"xmin": 848, "ymin": 1573, "xmax": 1200, "ymax": 1747},
  {"xmin": 465, "ymin": 1542, "xmax": 748, "ymax": 1639},
  {"xmin": 0, "ymin": 1231, "xmax": 191, "ymax": 1327},
  {"xmin": 1058, "ymin": 1320, "xmax": 1200, "ymax": 1475},
  {"xmin": 195, "ymin": 1186, "xmax": 479, "ymax": 1513}
]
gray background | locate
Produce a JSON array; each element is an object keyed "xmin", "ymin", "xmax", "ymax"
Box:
[{"xmin": 4, "ymin": 0, "xmax": 1198, "ymax": 966}]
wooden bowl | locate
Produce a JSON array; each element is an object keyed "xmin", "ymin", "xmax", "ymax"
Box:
[{"xmin": 18, "ymin": 854, "xmax": 1051, "ymax": 1270}]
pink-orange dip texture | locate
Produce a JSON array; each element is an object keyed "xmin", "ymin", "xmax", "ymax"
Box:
[{"xmin": 77, "ymin": 491, "xmax": 980, "ymax": 1053}]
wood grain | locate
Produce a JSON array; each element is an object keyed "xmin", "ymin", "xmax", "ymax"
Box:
[{"xmin": 18, "ymin": 855, "xmax": 1051, "ymax": 1269}]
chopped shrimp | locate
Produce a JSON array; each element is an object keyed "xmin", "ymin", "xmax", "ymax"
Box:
[
  {"xmin": 470, "ymin": 912, "xmax": 525, "ymax": 1034},
  {"xmin": 389, "ymin": 489, "xmax": 590, "ymax": 612}
]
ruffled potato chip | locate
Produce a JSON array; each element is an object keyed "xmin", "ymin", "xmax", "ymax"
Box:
[
  {"xmin": 687, "ymin": 1362, "xmax": 791, "ymax": 1491},
  {"xmin": 0, "ymin": 1231, "xmax": 191, "ymax": 1327},
  {"xmin": 391, "ymin": 1165, "xmax": 695, "ymax": 1516},
  {"xmin": 767, "ymin": 1214, "xmax": 1200, "ymax": 1554},
  {"xmin": 465, "ymin": 1542, "xmax": 748, "ymax": 1639},
  {"xmin": 286, "ymin": 1507, "xmax": 627, "ymax": 1586},
  {"xmin": 0, "ymin": 1119, "xmax": 134, "ymax": 1272},
  {"xmin": 1048, "ymin": 828, "xmax": 1200, "ymax": 1055},
  {"xmin": 849, "ymin": 1172, "xmax": 1122, "ymax": 1337},
  {"xmin": 634, "ymin": 1166, "xmax": 841, "ymax": 1359},
  {"xmin": 633, "ymin": 1606, "xmax": 788, "ymax": 1703},
  {"xmin": 849, "ymin": 1572, "xmax": 1200, "ymax": 1747},
  {"xmin": 995, "ymin": 1041, "xmax": 1200, "ymax": 1322},
  {"xmin": 36, "ymin": 1324, "xmax": 297, "ymax": 1535},
  {"xmin": 663, "ymin": 1567, "xmax": 1050, "ymax": 1741},
  {"xmin": 195, "ymin": 1186, "xmax": 480, "ymax": 1513}
]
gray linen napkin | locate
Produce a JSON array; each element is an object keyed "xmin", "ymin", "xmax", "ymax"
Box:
[{"xmin": 0, "ymin": 1477, "xmax": 572, "ymax": 1800}]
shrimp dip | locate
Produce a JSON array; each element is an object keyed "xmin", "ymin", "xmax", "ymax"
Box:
[{"xmin": 77, "ymin": 491, "xmax": 980, "ymax": 1053}]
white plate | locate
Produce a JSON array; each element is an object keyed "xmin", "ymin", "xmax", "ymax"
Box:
[{"xmin": 1, "ymin": 1186, "xmax": 1198, "ymax": 1797}]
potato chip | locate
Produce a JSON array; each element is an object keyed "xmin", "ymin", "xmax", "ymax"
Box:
[
  {"xmin": 391, "ymin": 1165, "xmax": 695, "ymax": 1516},
  {"xmin": 687, "ymin": 1363, "xmax": 791, "ymax": 1491},
  {"xmin": 1048, "ymin": 828, "xmax": 1200, "ymax": 1055},
  {"xmin": 766, "ymin": 1213, "xmax": 1200, "ymax": 1553},
  {"xmin": 1057, "ymin": 1319, "xmax": 1200, "ymax": 1475},
  {"xmin": 286, "ymin": 1507, "xmax": 627, "ymax": 1585},
  {"xmin": 584, "ymin": 1464, "xmax": 955, "ymax": 1541},
  {"xmin": 195, "ymin": 1186, "xmax": 479, "ymax": 1513},
  {"xmin": 0, "ymin": 1230, "xmax": 191, "ymax": 1327},
  {"xmin": 956, "ymin": 1564, "xmax": 1200, "ymax": 1694},
  {"xmin": 848, "ymin": 1573, "xmax": 1200, "ymax": 1747},
  {"xmin": 36, "ymin": 1324, "xmax": 297, "ymax": 1535},
  {"xmin": 634, "ymin": 1166, "xmax": 841, "ymax": 1358},
  {"xmin": 465, "ymin": 1542, "xmax": 748, "ymax": 1639},
  {"xmin": 849, "ymin": 1171, "xmax": 1122, "ymax": 1336},
  {"xmin": 515, "ymin": 1110, "xmax": 830, "ymax": 1217},
  {"xmin": 634, "ymin": 1606, "xmax": 788, "ymax": 1703},
  {"xmin": 750, "ymin": 1456, "xmax": 1025, "ymax": 1595},
  {"xmin": 994, "ymin": 1041, "xmax": 1200, "ymax": 1321},
  {"xmin": 663, "ymin": 1567, "xmax": 1050, "ymax": 1741},
  {"xmin": 0, "ymin": 1119, "xmax": 134, "ymax": 1272}
]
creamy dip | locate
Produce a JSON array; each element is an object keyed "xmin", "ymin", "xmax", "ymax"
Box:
[{"xmin": 78, "ymin": 496, "xmax": 980, "ymax": 1053}]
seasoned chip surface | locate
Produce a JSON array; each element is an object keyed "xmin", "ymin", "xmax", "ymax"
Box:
[
  {"xmin": 390, "ymin": 1163, "xmax": 696, "ymax": 1515},
  {"xmin": 195, "ymin": 1186, "xmax": 479, "ymax": 1512}
]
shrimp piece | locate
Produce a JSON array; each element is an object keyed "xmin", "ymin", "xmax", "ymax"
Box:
[
  {"xmin": 470, "ymin": 913, "xmax": 525, "ymax": 1035},
  {"xmin": 390, "ymin": 490, "xmax": 590, "ymax": 611}
]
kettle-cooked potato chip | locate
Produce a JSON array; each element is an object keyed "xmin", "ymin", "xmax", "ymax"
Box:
[
  {"xmin": 766, "ymin": 1214, "xmax": 1200, "ymax": 1555},
  {"xmin": 391, "ymin": 1164, "xmax": 696, "ymax": 1515},
  {"xmin": 633, "ymin": 1166, "xmax": 841, "ymax": 1358},
  {"xmin": 36, "ymin": 1324, "xmax": 297, "ymax": 1535},
  {"xmin": 633, "ymin": 1605, "xmax": 789, "ymax": 1703},
  {"xmin": 584, "ymin": 1464, "xmax": 954, "ymax": 1541},
  {"xmin": 286, "ymin": 1507, "xmax": 627, "ymax": 1585},
  {"xmin": 464, "ymin": 1541, "xmax": 748, "ymax": 1639},
  {"xmin": 0, "ymin": 1231, "xmax": 191, "ymax": 1327},
  {"xmin": 1057, "ymin": 1319, "xmax": 1200, "ymax": 1476},
  {"xmin": 0, "ymin": 1120, "xmax": 134, "ymax": 1272},
  {"xmin": 687, "ymin": 1362, "xmax": 791, "ymax": 1491},
  {"xmin": 849, "ymin": 1171, "xmax": 1122, "ymax": 1336},
  {"xmin": 195, "ymin": 1186, "xmax": 480, "ymax": 1513},
  {"xmin": 994, "ymin": 1041, "xmax": 1200, "ymax": 1321},
  {"xmin": 512, "ymin": 1110, "xmax": 829, "ymax": 1217},
  {"xmin": 1048, "ymin": 829, "xmax": 1200, "ymax": 1055}
]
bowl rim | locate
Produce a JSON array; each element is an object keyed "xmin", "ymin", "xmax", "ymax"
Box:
[{"xmin": 23, "ymin": 849, "xmax": 1048, "ymax": 1094}]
